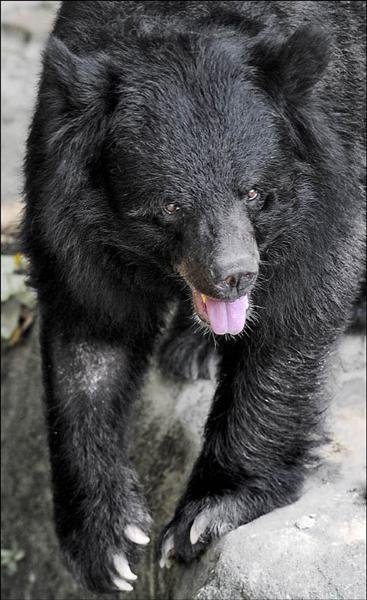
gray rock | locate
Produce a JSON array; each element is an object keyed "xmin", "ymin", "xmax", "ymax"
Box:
[
  {"xmin": 1, "ymin": 1, "xmax": 60, "ymax": 206},
  {"xmin": 294, "ymin": 514, "xmax": 316, "ymax": 530}
]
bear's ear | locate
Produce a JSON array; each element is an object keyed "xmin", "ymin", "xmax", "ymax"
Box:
[
  {"xmin": 43, "ymin": 35, "xmax": 118, "ymax": 114},
  {"xmin": 252, "ymin": 26, "xmax": 330, "ymax": 104}
]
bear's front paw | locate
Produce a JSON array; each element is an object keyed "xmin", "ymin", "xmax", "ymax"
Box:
[
  {"xmin": 157, "ymin": 494, "xmax": 243, "ymax": 566},
  {"xmin": 57, "ymin": 484, "xmax": 151, "ymax": 593},
  {"xmin": 62, "ymin": 522, "xmax": 150, "ymax": 593}
]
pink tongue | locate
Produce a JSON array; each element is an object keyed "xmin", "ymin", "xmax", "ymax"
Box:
[{"xmin": 205, "ymin": 295, "xmax": 248, "ymax": 335}]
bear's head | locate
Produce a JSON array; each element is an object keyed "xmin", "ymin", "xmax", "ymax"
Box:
[{"xmin": 42, "ymin": 25, "xmax": 329, "ymax": 334}]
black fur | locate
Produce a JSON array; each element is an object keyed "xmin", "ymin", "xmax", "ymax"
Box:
[
  {"xmin": 158, "ymin": 297, "xmax": 217, "ymax": 380},
  {"xmin": 22, "ymin": 1, "xmax": 366, "ymax": 593}
]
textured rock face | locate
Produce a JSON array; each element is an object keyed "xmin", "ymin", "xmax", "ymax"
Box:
[
  {"xmin": 1, "ymin": 1, "xmax": 60, "ymax": 207},
  {"xmin": 171, "ymin": 473, "xmax": 366, "ymax": 600},
  {"xmin": 1, "ymin": 322, "xmax": 366, "ymax": 600}
]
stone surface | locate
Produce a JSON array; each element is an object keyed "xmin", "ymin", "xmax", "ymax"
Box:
[
  {"xmin": 1, "ymin": 319, "xmax": 366, "ymax": 600},
  {"xmin": 1, "ymin": 1, "xmax": 60, "ymax": 207}
]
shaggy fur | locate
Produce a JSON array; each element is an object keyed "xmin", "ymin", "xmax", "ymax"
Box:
[{"xmin": 22, "ymin": 1, "xmax": 366, "ymax": 593}]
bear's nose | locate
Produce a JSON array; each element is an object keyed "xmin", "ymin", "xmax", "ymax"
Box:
[
  {"xmin": 211, "ymin": 261, "xmax": 258, "ymax": 297},
  {"xmin": 224, "ymin": 271, "xmax": 257, "ymax": 290}
]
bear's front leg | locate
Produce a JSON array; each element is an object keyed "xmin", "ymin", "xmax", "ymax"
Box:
[
  {"xmin": 159, "ymin": 332, "xmax": 329, "ymax": 565},
  {"xmin": 40, "ymin": 310, "xmax": 156, "ymax": 593}
]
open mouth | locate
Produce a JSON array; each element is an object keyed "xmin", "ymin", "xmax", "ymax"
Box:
[{"xmin": 192, "ymin": 289, "xmax": 249, "ymax": 336}]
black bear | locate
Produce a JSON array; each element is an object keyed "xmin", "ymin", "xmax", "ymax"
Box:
[{"xmin": 22, "ymin": 0, "xmax": 366, "ymax": 594}]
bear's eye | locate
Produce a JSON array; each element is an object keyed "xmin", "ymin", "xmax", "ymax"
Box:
[
  {"xmin": 164, "ymin": 203, "xmax": 180, "ymax": 215},
  {"xmin": 247, "ymin": 189, "xmax": 260, "ymax": 202}
]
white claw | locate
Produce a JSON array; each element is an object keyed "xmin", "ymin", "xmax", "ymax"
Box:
[
  {"xmin": 124, "ymin": 525, "xmax": 150, "ymax": 545},
  {"xmin": 190, "ymin": 512, "xmax": 210, "ymax": 545},
  {"xmin": 113, "ymin": 577, "xmax": 133, "ymax": 592},
  {"xmin": 162, "ymin": 534, "xmax": 174, "ymax": 559},
  {"xmin": 159, "ymin": 556, "xmax": 172, "ymax": 569},
  {"xmin": 159, "ymin": 533, "xmax": 174, "ymax": 569},
  {"xmin": 113, "ymin": 554, "xmax": 137, "ymax": 581}
]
